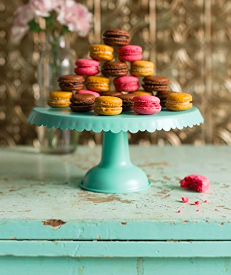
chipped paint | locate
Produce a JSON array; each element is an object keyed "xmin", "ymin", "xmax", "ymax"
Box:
[{"xmin": 42, "ymin": 219, "xmax": 66, "ymax": 230}]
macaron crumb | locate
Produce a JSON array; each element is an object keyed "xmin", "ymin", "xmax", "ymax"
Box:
[
  {"xmin": 177, "ymin": 210, "xmax": 182, "ymax": 213},
  {"xmin": 182, "ymin": 197, "xmax": 189, "ymax": 203},
  {"xmin": 204, "ymin": 200, "xmax": 208, "ymax": 203},
  {"xmin": 195, "ymin": 201, "xmax": 200, "ymax": 205},
  {"xmin": 196, "ymin": 209, "xmax": 200, "ymax": 212},
  {"xmin": 215, "ymin": 208, "xmax": 219, "ymax": 212}
]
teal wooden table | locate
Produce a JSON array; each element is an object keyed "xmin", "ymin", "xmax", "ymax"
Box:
[{"xmin": 0, "ymin": 146, "xmax": 231, "ymax": 274}]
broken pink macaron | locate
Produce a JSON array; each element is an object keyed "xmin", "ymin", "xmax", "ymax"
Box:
[
  {"xmin": 180, "ymin": 175, "xmax": 210, "ymax": 193},
  {"xmin": 75, "ymin": 59, "xmax": 100, "ymax": 76}
]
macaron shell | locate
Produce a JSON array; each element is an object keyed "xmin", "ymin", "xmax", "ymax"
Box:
[
  {"xmin": 94, "ymin": 107, "xmax": 122, "ymax": 116},
  {"xmin": 94, "ymin": 96, "xmax": 122, "ymax": 115},
  {"xmin": 132, "ymin": 91, "xmax": 153, "ymax": 96},
  {"xmin": 76, "ymin": 90, "xmax": 100, "ymax": 97},
  {"xmin": 86, "ymin": 76, "xmax": 110, "ymax": 92},
  {"xmin": 166, "ymin": 102, "xmax": 192, "ymax": 111},
  {"xmin": 180, "ymin": 174, "xmax": 209, "ymax": 193},
  {"xmin": 133, "ymin": 105, "xmax": 161, "ymax": 115},
  {"xmin": 75, "ymin": 67, "xmax": 99, "ymax": 76},
  {"xmin": 48, "ymin": 91, "xmax": 72, "ymax": 108},
  {"xmin": 103, "ymin": 29, "xmax": 130, "ymax": 46},
  {"xmin": 114, "ymin": 76, "xmax": 139, "ymax": 92},
  {"xmin": 118, "ymin": 45, "xmax": 143, "ymax": 62},
  {"xmin": 48, "ymin": 100, "xmax": 71, "ymax": 108},
  {"xmin": 133, "ymin": 95, "xmax": 161, "ymax": 115},
  {"xmin": 131, "ymin": 61, "xmax": 154, "ymax": 77},
  {"xmin": 89, "ymin": 45, "xmax": 114, "ymax": 61},
  {"xmin": 75, "ymin": 59, "xmax": 100, "ymax": 76}
]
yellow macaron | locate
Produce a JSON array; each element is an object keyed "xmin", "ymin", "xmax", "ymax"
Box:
[
  {"xmin": 86, "ymin": 76, "xmax": 110, "ymax": 92},
  {"xmin": 132, "ymin": 90, "xmax": 153, "ymax": 96},
  {"xmin": 89, "ymin": 44, "xmax": 114, "ymax": 61},
  {"xmin": 131, "ymin": 61, "xmax": 154, "ymax": 77},
  {"xmin": 94, "ymin": 96, "xmax": 122, "ymax": 116},
  {"xmin": 47, "ymin": 91, "xmax": 72, "ymax": 108},
  {"xmin": 166, "ymin": 92, "xmax": 193, "ymax": 111}
]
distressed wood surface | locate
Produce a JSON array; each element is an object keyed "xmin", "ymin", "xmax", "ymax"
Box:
[{"xmin": 0, "ymin": 146, "xmax": 230, "ymax": 240}]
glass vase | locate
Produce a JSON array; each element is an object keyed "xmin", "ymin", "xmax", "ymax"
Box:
[{"xmin": 37, "ymin": 34, "xmax": 78, "ymax": 154}]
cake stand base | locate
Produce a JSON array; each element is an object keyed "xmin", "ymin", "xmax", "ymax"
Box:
[{"xmin": 81, "ymin": 131, "xmax": 150, "ymax": 193}]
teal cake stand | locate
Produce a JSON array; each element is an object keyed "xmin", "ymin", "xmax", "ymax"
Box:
[{"xmin": 28, "ymin": 107, "xmax": 203, "ymax": 194}]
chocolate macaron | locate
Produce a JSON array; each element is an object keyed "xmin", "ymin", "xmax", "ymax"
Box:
[
  {"xmin": 119, "ymin": 94, "xmax": 135, "ymax": 111},
  {"xmin": 142, "ymin": 76, "xmax": 170, "ymax": 92},
  {"xmin": 58, "ymin": 74, "xmax": 84, "ymax": 91},
  {"xmin": 102, "ymin": 61, "xmax": 128, "ymax": 77},
  {"xmin": 103, "ymin": 29, "xmax": 130, "ymax": 46},
  {"xmin": 70, "ymin": 93, "xmax": 95, "ymax": 112}
]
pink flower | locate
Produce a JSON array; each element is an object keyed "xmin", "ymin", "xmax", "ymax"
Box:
[
  {"xmin": 29, "ymin": 0, "xmax": 56, "ymax": 17},
  {"xmin": 57, "ymin": 1, "xmax": 92, "ymax": 37},
  {"xmin": 11, "ymin": 4, "xmax": 35, "ymax": 41}
]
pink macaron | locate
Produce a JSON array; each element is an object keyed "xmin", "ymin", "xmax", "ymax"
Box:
[
  {"xmin": 180, "ymin": 175, "xmax": 210, "ymax": 193},
  {"xmin": 133, "ymin": 95, "xmax": 161, "ymax": 115},
  {"xmin": 76, "ymin": 90, "xmax": 100, "ymax": 97},
  {"xmin": 118, "ymin": 45, "xmax": 142, "ymax": 62},
  {"xmin": 113, "ymin": 76, "xmax": 139, "ymax": 92},
  {"xmin": 75, "ymin": 59, "xmax": 100, "ymax": 76}
]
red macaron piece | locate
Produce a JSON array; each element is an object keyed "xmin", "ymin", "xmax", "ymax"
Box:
[
  {"xmin": 75, "ymin": 59, "xmax": 100, "ymax": 76},
  {"xmin": 113, "ymin": 76, "xmax": 139, "ymax": 92},
  {"xmin": 133, "ymin": 95, "xmax": 161, "ymax": 115},
  {"xmin": 180, "ymin": 175, "xmax": 210, "ymax": 193},
  {"xmin": 118, "ymin": 45, "xmax": 143, "ymax": 62}
]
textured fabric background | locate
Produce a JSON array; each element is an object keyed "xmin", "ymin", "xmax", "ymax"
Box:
[{"xmin": 0, "ymin": 0, "xmax": 231, "ymax": 146}]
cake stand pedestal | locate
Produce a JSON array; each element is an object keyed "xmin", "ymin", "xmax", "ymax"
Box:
[{"xmin": 28, "ymin": 107, "xmax": 203, "ymax": 193}]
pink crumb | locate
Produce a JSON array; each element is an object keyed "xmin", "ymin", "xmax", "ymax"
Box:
[
  {"xmin": 204, "ymin": 200, "xmax": 208, "ymax": 203},
  {"xmin": 196, "ymin": 209, "xmax": 200, "ymax": 212},
  {"xmin": 177, "ymin": 210, "xmax": 182, "ymax": 213},
  {"xmin": 182, "ymin": 197, "xmax": 189, "ymax": 203},
  {"xmin": 195, "ymin": 201, "xmax": 200, "ymax": 205},
  {"xmin": 215, "ymin": 208, "xmax": 219, "ymax": 211}
]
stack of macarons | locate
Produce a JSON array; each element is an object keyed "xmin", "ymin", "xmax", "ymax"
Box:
[{"xmin": 48, "ymin": 29, "xmax": 193, "ymax": 114}]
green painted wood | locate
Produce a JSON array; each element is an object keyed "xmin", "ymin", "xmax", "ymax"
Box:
[
  {"xmin": 0, "ymin": 257, "xmax": 231, "ymax": 275},
  {"xmin": 1, "ymin": 241, "xmax": 231, "ymax": 257},
  {"xmin": 0, "ymin": 146, "xmax": 231, "ymax": 240}
]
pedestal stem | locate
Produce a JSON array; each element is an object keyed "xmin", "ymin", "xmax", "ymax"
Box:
[
  {"xmin": 81, "ymin": 131, "xmax": 150, "ymax": 193},
  {"xmin": 100, "ymin": 131, "xmax": 131, "ymax": 167}
]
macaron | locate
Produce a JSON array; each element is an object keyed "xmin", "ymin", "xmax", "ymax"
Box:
[
  {"xmin": 132, "ymin": 91, "xmax": 153, "ymax": 96},
  {"xmin": 142, "ymin": 76, "xmax": 170, "ymax": 92},
  {"xmin": 103, "ymin": 29, "xmax": 130, "ymax": 46},
  {"xmin": 86, "ymin": 76, "xmax": 110, "ymax": 92},
  {"xmin": 75, "ymin": 59, "xmax": 100, "ymax": 76},
  {"xmin": 70, "ymin": 93, "xmax": 95, "ymax": 112},
  {"xmin": 76, "ymin": 90, "xmax": 100, "ymax": 98},
  {"xmin": 102, "ymin": 91, "xmax": 122, "ymax": 97},
  {"xmin": 89, "ymin": 44, "xmax": 114, "ymax": 61},
  {"xmin": 102, "ymin": 61, "xmax": 128, "ymax": 77},
  {"xmin": 166, "ymin": 92, "xmax": 192, "ymax": 111},
  {"xmin": 118, "ymin": 45, "xmax": 142, "ymax": 62},
  {"xmin": 131, "ymin": 61, "xmax": 154, "ymax": 77},
  {"xmin": 133, "ymin": 95, "xmax": 161, "ymax": 115},
  {"xmin": 118, "ymin": 94, "xmax": 135, "ymax": 111},
  {"xmin": 113, "ymin": 76, "xmax": 139, "ymax": 92},
  {"xmin": 94, "ymin": 96, "xmax": 122, "ymax": 116},
  {"xmin": 156, "ymin": 90, "xmax": 178, "ymax": 107},
  {"xmin": 180, "ymin": 174, "xmax": 210, "ymax": 193},
  {"xmin": 47, "ymin": 91, "xmax": 72, "ymax": 108},
  {"xmin": 58, "ymin": 75, "xmax": 84, "ymax": 91}
]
